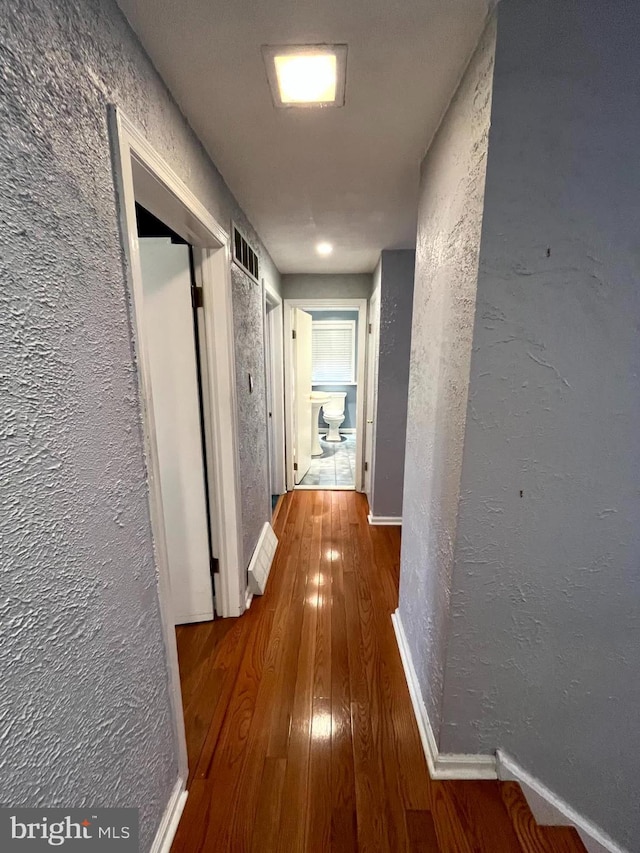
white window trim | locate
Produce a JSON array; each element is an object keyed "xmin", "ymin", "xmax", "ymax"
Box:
[{"xmin": 311, "ymin": 319, "xmax": 357, "ymax": 385}]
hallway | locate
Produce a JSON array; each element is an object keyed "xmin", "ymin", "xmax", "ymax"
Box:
[{"xmin": 171, "ymin": 491, "xmax": 585, "ymax": 852}]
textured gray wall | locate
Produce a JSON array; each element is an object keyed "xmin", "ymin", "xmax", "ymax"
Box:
[
  {"xmin": 440, "ymin": 2, "xmax": 640, "ymax": 848},
  {"xmin": 232, "ymin": 264, "xmax": 271, "ymax": 569},
  {"xmin": 398, "ymin": 18, "xmax": 496, "ymax": 738},
  {"xmin": 281, "ymin": 273, "xmax": 372, "ymax": 299},
  {"xmin": 372, "ymin": 250, "xmax": 415, "ymax": 518},
  {"xmin": 0, "ymin": 0, "xmax": 276, "ymax": 847}
]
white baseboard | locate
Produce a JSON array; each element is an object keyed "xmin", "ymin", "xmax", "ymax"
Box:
[
  {"xmin": 497, "ymin": 752, "xmax": 628, "ymax": 853},
  {"xmin": 174, "ymin": 609, "xmax": 214, "ymax": 625},
  {"xmin": 295, "ymin": 484, "xmax": 355, "ymax": 491},
  {"xmin": 150, "ymin": 777, "xmax": 188, "ymax": 853},
  {"xmin": 391, "ymin": 609, "xmax": 497, "ymax": 780},
  {"xmin": 393, "ymin": 608, "xmax": 629, "ymax": 851},
  {"xmin": 367, "ymin": 514, "xmax": 402, "ymax": 526}
]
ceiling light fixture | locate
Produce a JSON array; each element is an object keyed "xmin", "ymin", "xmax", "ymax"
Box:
[
  {"xmin": 262, "ymin": 44, "xmax": 348, "ymax": 108},
  {"xmin": 316, "ymin": 242, "xmax": 333, "ymax": 256},
  {"xmin": 276, "ymin": 54, "xmax": 336, "ymax": 104}
]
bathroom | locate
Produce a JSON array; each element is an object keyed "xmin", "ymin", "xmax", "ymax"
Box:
[{"xmin": 302, "ymin": 308, "xmax": 360, "ymax": 489}]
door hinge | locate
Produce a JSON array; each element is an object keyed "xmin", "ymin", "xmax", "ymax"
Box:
[
  {"xmin": 293, "ymin": 462, "xmax": 298, "ymax": 471},
  {"xmin": 368, "ymin": 323, "xmax": 372, "ymax": 334},
  {"xmin": 292, "ymin": 329, "xmax": 297, "ymax": 340},
  {"xmin": 364, "ymin": 461, "xmax": 369, "ymax": 472},
  {"xmin": 210, "ymin": 556, "xmax": 220, "ymax": 575},
  {"xmin": 192, "ymin": 285, "xmax": 204, "ymax": 309}
]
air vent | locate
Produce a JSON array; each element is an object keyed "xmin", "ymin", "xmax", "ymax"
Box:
[
  {"xmin": 247, "ymin": 522, "xmax": 278, "ymax": 596},
  {"xmin": 232, "ymin": 224, "xmax": 260, "ymax": 283}
]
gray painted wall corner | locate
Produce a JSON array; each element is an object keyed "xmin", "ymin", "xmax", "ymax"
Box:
[
  {"xmin": 372, "ymin": 249, "xmax": 415, "ymax": 519},
  {"xmin": 398, "ymin": 16, "xmax": 497, "ymax": 741},
  {"xmin": 440, "ymin": 2, "xmax": 640, "ymax": 848},
  {"xmin": 281, "ymin": 273, "xmax": 373, "ymax": 300},
  {"xmin": 231, "ymin": 263, "xmax": 272, "ymax": 570}
]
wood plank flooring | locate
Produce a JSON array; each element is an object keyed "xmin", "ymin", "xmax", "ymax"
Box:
[{"xmin": 171, "ymin": 490, "xmax": 586, "ymax": 853}]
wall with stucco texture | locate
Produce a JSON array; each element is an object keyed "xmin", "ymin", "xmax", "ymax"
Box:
[
  {"xmin": 372, "ymin": 250, "xmax": 415, "ymax": 518},
  {"xmin": 281, "ymin": 273, "xmax": 372, "ymax": 300},
  {"xmin": 0, "ymin": 0, "xmax": 277, "ymax": 848},
  {"xmin": 232, "ymin": 264, "xmax": 271, "ymax": 569},
  {"xmin": 398, "ymin": 17, "xmax": 496, "ymax": 739},
  {"xmin": 440, "ymin": 2, "xmax": 640, "ymax": 848}
]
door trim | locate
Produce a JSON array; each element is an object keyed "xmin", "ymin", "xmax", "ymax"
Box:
[
  {"xmin": 283, "ymin": 298, "xmax": 367, "ymax": 491},
  {"xmin": 364, "ymin": 287, "xmax": 380, "ymax": 506},
  {"xmin": 264, "ymin": 282, "xmax": 286, "ymax": 496},
  {"xmin": 137, "ymin": 237, "xmax": 214, "ymax": 625},
  {"xmin": 109, "ymin": 105, "xmax": 245, "ymax": 784}
]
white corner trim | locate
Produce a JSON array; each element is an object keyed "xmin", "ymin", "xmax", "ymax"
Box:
[
  {"xmin": 367, "ymin": 514, "xmax": 402, "ymax": 526},
  {"xmin": 392, "ymin": 607, "xmax": 629, "ymax": 851},
  {"xmin": 173, "ymin": 609, "xmax": 219, "ymax": 626},
  {"xmin": 391, "ymin": 609, "xmax": 497, "ymax": 780},
  {"xmin": 150, "ymin": 778, "xmax": 188, "ymax": 853},
  {"xmin": 497, "ymin": 751, "xmax": 628, "ymax": 853}
]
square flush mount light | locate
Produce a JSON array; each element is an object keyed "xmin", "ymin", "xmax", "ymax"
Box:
[{"xmin": 262, "ymin": 44, "xmax": 348, "ymax": 108}]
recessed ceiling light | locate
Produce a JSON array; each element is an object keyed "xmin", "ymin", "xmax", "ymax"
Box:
[
  {"xmin": 316, "ymin": 242, "xmax": 333, "ymax": 256},
  {"xmin": 262, "ymin": 44, "xmax": 347, "ymax": 109},
  {"xmin": 275, "ymin": 54, "xmax": 336, "ymax": 104}
]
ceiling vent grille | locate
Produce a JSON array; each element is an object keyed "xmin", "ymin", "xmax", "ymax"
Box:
[{"xmin": 232, "ymin": 224, "xmax": 260, "ymax": 283}]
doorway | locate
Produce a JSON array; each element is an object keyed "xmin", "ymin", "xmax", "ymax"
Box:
[
  {"xmin": 364, "ymin": 287, "xmax": 380, "ymax": 505},
  {"xmin": 136, "ymin": 205, "xmax": 216, "ymax": 625},
  {"xmin": 110, "ymin": 107, "xmax": 244, "ymax": 819},
  {"xmin": 284, "ymin": 298, "xmax": 367, "ymax": 492},
  {"xmin": 263, "ymin": 282, "xmax": 286, "ymax": 513}
]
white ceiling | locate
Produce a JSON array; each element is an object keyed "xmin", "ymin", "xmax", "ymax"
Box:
[{"xmin": 117, "ymin": 0, "xmax": 490, "ymax": 273}]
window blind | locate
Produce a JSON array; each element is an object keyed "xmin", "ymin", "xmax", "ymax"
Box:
[{"xmin": 312, "ymin": 321, "xmax": 356, "ymax": 383}]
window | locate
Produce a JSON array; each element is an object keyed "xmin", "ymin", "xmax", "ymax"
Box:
[{"xmin": 312, "ymin": 320, "xmax": 356, "ymax": 384}]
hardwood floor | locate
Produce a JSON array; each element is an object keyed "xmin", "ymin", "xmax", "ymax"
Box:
[{"xmin": 172, "ymin": 490, "xmax": 586, "ymax": 852}]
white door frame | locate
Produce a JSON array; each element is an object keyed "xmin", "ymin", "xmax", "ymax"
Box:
[
  {"xmin": 364, "ymin": 287, "xmax": 380, "ymax": 506},
  {"xmin": 109, "ymin": 105, "xmax": 245, "ymax": 786},
  {"xmin": 283, "ymin": 298, "xmax": 367, "ymax": 492},
  {"xmin": 264, "ymin": 282, "xmax": 286, "ymax": 496}
]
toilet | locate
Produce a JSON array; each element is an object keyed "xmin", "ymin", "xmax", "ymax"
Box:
[{"xmin": 322, "ymin": 392, "xmax": 347, "ymax": 442}]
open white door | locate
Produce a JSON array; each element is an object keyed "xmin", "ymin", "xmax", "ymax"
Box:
[
  {"xmin": 293, "ymin": 307, "xmax": 313, "ymax": 484},
  {"xmin": 364, "ymin": 289, "xmax": 380, "ymax": 503},
  {"xmin": 139, "ymin": 237, "xmax": 214, "ymax": 624}
]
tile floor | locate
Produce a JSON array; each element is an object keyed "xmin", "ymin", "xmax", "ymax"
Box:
[{"xmin": 300, "ymin": 434, "xmax": 356, "ymax": 488}]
